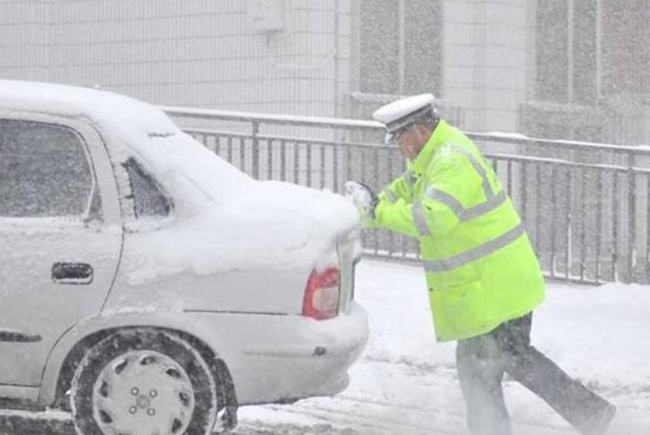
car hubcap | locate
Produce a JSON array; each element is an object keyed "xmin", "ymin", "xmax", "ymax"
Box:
[{"xmin": 92, "ymin": 350, "xmax": 195, "ymax": 435}]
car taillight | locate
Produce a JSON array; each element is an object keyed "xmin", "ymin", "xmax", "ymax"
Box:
[{"xmin": 302, "ymin": 267, "xmax": 340, "ymax": 320}]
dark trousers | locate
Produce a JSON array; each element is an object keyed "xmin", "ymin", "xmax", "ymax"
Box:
[{"xmin": 456, "ymin": 313, "xmax": 612, "ymax": 435}]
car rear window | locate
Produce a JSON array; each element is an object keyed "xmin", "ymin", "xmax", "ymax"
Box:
[
  {"xmin": 124, "ymin": 158, "xmax": 171, "ymax": 218},
  {"xmin": 0, "ymin": 119, "xmax": 94, "ymax": 218}
]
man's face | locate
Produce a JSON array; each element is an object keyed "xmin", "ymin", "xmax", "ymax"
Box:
[{"xmin": 396, "ymin": 124, "xmax": 430, "ymax": 160}]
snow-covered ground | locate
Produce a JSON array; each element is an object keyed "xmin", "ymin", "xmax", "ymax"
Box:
[
  {"xmin": 235, "ymin": 259, "xmax": 650, "ymax": 435},
  {"xmin": 2, "ymin": 259, "xmax": 648, "ymax": 434}
]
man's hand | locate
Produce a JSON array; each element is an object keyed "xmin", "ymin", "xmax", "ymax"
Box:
[{"xmin": 345, "ymin": 181, "xmax": 379, "ymax": 218}]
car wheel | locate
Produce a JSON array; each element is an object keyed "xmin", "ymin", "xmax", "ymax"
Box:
[{"xmin": 70, "ymin": 328, "xmax": 217, "ymax": 435}]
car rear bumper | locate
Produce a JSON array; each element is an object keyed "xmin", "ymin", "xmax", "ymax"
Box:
[{"xmin": 189, "ymin": 302, "xmax": 369, "ymax": 405}]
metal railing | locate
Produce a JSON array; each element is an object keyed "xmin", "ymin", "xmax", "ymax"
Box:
[{"xmin": 162, "ymin": 105, "xmax": 650, "ymax": 285}]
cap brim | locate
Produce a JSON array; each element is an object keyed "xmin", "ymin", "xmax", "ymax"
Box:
[{"xmin": 385, "ymin": 105, "xmax": 434, "ymax": 133}]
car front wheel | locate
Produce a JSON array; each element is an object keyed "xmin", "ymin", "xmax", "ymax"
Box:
[{"xmin": 70, "ymin": 328, "xmax": 217, "ymax": 435}]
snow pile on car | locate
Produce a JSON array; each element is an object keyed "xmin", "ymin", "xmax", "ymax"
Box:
[{"xmin": 125, "ymin": 180, "xmax": 359, "ymax": 284}]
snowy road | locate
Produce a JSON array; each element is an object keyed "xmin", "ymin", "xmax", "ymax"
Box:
[
  {"xmin": 2, "ymin": 259, "xmax": 649, "ymax": 434},
  {"xmin": 235, "ymin": 260, "xmax": 650, "ymax": 435}
]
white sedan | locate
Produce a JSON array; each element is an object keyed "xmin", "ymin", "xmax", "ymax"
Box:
[{"xmin": 0, "ymin": 80, "xmax": 368, "ymax": 435}]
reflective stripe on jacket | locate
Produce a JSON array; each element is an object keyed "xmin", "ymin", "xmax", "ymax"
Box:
[{"xmin": 371, "ymin": 120, "xmax": 545, "ymax": 342}]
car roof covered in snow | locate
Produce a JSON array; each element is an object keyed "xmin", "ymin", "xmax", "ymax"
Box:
[
  {"xmin": 0, "ymin": 80, "xmax": 179, "ymax": 140},
  {"xmin": 0, "ymin": 80, "xmax": 254, "ymax": 208}
]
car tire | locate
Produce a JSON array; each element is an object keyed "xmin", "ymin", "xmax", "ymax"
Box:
[{"xmin": 70, "ymin": 328, "xmax": 217, "ymax": 435}]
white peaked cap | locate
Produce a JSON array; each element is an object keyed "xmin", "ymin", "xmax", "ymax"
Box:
[{"xmin": 372, "ymin": 93, "xmax": 435, "ymax": 132}]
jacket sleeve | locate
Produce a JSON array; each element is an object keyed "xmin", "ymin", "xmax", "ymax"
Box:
[
  {"xmin": 377, "ymin": 172, "xmax": 413, "ymax": 204},
  {"xmin": 365, "ymin": 173, "xmax": 415, "ymax": 237},
  {"xmin": 370, "ymin": 151, "xmax": 484, "ymax": 238}
]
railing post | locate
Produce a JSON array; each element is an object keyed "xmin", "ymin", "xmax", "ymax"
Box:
[
  {"xmin": 252, "ymin": 120, "xmax": 260, "ymax": 179},
  {"xmin": 595, "ymin": 169, "xmax": 603, "ymax": 282},
  {"xmin": 627, "ymin": 154, "xmax": 636, "ymax": 283},
  {"xmin": 646, "ymin": 176, "xmax": 650, "ymax": 284}
]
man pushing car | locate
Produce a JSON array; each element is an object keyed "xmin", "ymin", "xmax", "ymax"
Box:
[{"xmin": 346, "ymin": 94, "xmax": 616, "ymax": 435}]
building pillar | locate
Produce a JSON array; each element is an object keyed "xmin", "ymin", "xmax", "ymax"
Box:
[{"xmin": 442, "ymin": 0, "xmax": 530, "ymax": 133}]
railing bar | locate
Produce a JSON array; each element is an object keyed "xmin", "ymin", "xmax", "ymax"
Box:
[
  {"xmin": 214, "ymin": 134, "xmax": 221, "ymax": 156},
  {"xmin": 627, "ymin": 156, "xmax": 636, "ymax": 283},
  {"xmin": 521, "ymin": 161, "xmax": 528, "ymax": 225},
  {"xmin": 320, "ymin": 143, "xmax": 326, "ymax": 190},
  {"xmin": 481, "ymin": 154, "xmax": 646, "ymax": 173},
  {"xmin": 204, "ymin": 133, "xmax": 211, "ymax": 153},
  {"xmin": 267, "ymin": 139, "xmax": 273, "ymax": 180},
  {"xmin": 294, "ymin": 141, "xmax": 300, "ymax": 184},
  {"xmin": 252, "ymin": 121, "xmax": 260, "ymax": 179},
  {"xmin": 227, "ymin": 136, "xmax": 233, "ymax": 163},
  {"xmin": 280, "ymin": 139, "xmax": 287, "ymax": 182},
  {"xmin": 333, "ymin": 143, "xmax": 340, "ymax": 193},
  {"xmin": 185, "ymin": 129, "xmax": 389, "ymax": 149},
  {"xmin": 345, "ymin": 144, "xmax": 352, "ymax": 184},
  {"xmin": 507, "ymin": 160, "xmax": 512, "ymax": 198},
  {"xmin": 646, "ymin": 175, "xmax": 650, "ymax": 283},
  {"xmin": 549, "ymin": 165, "xmax": 557, "ymax": 279},
  {"xmin": 466, "ymin": 132, "xmax": 650, "ymax": 156},
  {"xmin": 579, "ymin": 167, "xmax": 587, "ymax": 282},
  {"xmin": 239, "ymin": 137, "xmax": 246, "ymax": 172},
  {"xmin": 386, "ymin": 148, "xmax": 395, "ymax": 257},
  {"xmin": 566, "ymin": 167, "xmax": 572, "ymax": 280},
  {"xmin": 374, "ymin": 146, "xmax": 380, "ymax": 192},
  {"xmin": 306, "ymin": 142, "xmax": 313, "ymax": 187},
  {"xmin": 396, "ymin": 149, "xmax": 405, "ymax": 259},
  {"xmin": 360, "ymin": 148, "xmax": 378, "ymax": 255},
  {"xmin": 216, "ymin": 134, "xmax": 223, "ymax": 155},
  {"xmin": 595, "ymin": 169, "xmax": 603, "ymax": 282},
  {"xmin": 612, "ymin": 172, "xmax": 619, "ymax": 280},
  {"xmin": 534, "ymin": 162, "xmax": 541, "ymax": 253},
  {"xmin": 163, "ymin": 106, "xmax": 383, "ymax": 130}
]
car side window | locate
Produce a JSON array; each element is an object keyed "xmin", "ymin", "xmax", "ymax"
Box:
[
  {"xmin": 0, "ymin": 119, "xmax": 95, "ymax": 218},
  {"xmin": 124, "ymin": 158, "xmax": 170, "ymax": 218}
]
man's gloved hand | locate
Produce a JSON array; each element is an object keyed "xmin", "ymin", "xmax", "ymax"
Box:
[{"xmin": 344, "ymin": 181, "xmax": 379, "ymax": 219}]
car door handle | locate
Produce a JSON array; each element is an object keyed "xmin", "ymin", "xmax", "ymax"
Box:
[
  {"xmin": 52, "ymin": 262, "xmax": 94, "ymax": 285},
  {"xmin": 0, "ymin": 329, "xmax": 42, "ymax": 343}
]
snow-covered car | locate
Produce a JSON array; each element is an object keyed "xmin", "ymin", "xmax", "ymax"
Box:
[{"xmin": 0, "ymin": 80, "xmax": 368, "ymax": 434}]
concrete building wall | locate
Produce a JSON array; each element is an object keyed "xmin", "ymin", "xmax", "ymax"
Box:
[
  {"xmin": 0, "ymin": 1, "xmax": 51, "ymax": 81},
  {"xmin": 442, "ymin": 0, "xmax": 530, "ymax": 133},
  {"xmin": 0, "ymin": 0, "xmax": 647, "ymax": 144},
  {"xmin": 0, "ymin": 0, "xmax": 353, "ymax": 118}
]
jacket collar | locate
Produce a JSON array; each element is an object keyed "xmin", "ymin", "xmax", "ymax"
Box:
[{"xmin": 407, "ymin": 119, "xmax": 448, "ymax": 177}]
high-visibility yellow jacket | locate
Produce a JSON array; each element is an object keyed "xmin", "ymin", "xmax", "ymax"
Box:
[{"xmin": 370, "ymin": 120, "xmax": 545, "ymax": 342}]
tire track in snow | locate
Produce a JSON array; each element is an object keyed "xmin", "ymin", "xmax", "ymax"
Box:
[
  {"xmin": 253, "ymin": 405, "xmax": 457, "ymax": 435},
  {"xmin": 256, "ymin": 395, "xmax": 463, "ymax": 435}
]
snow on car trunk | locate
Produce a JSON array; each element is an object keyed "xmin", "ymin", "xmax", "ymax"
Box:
[
  {"xmin": 108, "ymin": 100, "xmax": 360, "ymax": 285},
  {"xmin": 124, "ymin": 176, "xmax": 359, "ymax": 285},
  {"xmin": 119, "ymin": 128, "xmax": 359, "ymax": 286}
]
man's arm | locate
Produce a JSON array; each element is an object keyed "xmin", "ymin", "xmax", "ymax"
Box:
[
  {"xmin": 377, "ymin": 170, "xmax": 415, "ymax": 204},
  {"xmin": 371, "ymin": 153, "xmax": 483, "ymax": 238}
]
